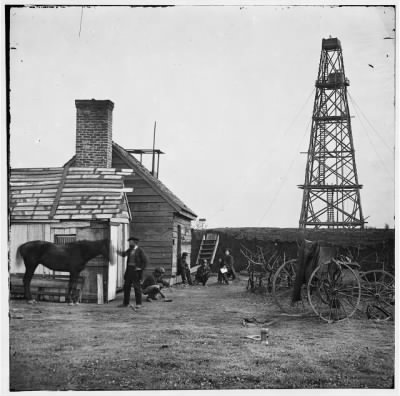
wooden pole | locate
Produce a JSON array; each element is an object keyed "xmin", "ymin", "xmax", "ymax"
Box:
[
  {"xmin": 151, "ymin": 121, "xmax": 156, "ymax": 176},
  {"xmin": 97, "ymin": 273, "xmax": 104, "ymax": 304}
]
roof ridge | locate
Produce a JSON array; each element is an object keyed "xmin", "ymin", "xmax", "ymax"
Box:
[{"xmin": 112, "ymin": 141, "xmax": 197, "ymax": 219}]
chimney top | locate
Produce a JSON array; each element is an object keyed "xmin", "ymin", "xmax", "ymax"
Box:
[{"xmin": 75, "ymin": 99, "xmax": 114, "ymax": 110}]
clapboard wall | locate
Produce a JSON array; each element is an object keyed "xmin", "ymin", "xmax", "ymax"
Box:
[{"xmin": 112, "ymin": 155, "xmax": 178, "ymax": 277}]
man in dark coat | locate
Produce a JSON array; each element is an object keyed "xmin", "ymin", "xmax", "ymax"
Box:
[
  {"xmin": 118, "ymin": 237, "xmax": 148, "ymax": 308},
  {"xmin": 178, "ymin": 252, "xmax": 193, "ymax": 285},
  {"xmin": 224, "ymin": 249, "xmax": 236, "ymax": 280},
  {"xmin": 195, "ymin": 259, "xmax": 211, "ymax": 286}
]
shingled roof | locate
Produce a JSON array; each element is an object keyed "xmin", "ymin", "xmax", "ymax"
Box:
[
  {"xmin": 10, "ymin": 167, "xmax": 133, "ymax": 222},
  {"xmin": 112, "ymin": 142, "xmax": 197, "ymax": 220}
]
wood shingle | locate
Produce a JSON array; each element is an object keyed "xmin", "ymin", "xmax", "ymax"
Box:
[{"xmin": 10, "ymin": 167, "xmax": 134, "ymax": 222}]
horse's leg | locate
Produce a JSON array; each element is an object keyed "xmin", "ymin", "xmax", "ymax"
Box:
[
  {"xmin": 67, "ymin": 274, "xmax": 73, "ymax": 305},
  {"xmin": 72, "ymin": 275, "xmax": 80, "ymax": 305},
  {"xmin": 67, "ymin": 273, "xmax": 79, "ymax": 305},
  {"xmin": 23, "ymin": 262, "xmax": 38, "ymax": 303}
]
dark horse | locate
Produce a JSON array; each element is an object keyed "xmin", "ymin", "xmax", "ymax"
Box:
[{"xmin": 16, "ymin": 239, "xmax": 109, "ymax": 304}]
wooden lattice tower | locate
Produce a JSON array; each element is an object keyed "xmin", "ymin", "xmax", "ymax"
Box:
[{"xmin": 299, "ymin": 38, "xmax": 365, "ymax": 229}]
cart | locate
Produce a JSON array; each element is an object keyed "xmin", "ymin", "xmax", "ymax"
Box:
[
  {"xmin": 359, "ymin": 270, "xmax": 395, "ymax": 321},
  {"xmin": 272, "ymin": 240, "xmax": 394, "ymax": 322}
]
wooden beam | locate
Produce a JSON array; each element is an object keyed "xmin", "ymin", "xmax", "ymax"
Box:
[
  {"xmin": 49, "ymin": 165, "xmax": 70, "ymax": 219},
  {"xmin": 97, "ymin": 274, "xmax": 104, "ymax": 305}
]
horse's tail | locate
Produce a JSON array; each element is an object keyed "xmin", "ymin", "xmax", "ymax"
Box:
[{"xmin": 15, "ymin": 243, "xmax": 25, "ymax": 268}]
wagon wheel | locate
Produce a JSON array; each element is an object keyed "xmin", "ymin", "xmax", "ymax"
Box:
[
  {"xmin": 307, "ymin": 261, "xmax": 361, "ymax": 322},
  {"xmin": 272, "ymin": 259, "xmax": 312, "ymax": 315},
  {"xmin": 359, "ymin": 270, "xmax": 394, "ymax": 320}
]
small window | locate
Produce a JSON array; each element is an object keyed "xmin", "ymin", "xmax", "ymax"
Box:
[{"xmin": 55, "ymin": 235, "xmax": 76, "ymax": 245}]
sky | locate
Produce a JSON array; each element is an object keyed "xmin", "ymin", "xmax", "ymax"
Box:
[{"xmin": 7, "ymin": 4, "xmax": 396, "ymax": 228}]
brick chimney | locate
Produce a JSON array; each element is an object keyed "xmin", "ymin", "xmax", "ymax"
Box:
[{"xmin": 75, "ymin": 99, "xmax": 114, "ymax": 168}]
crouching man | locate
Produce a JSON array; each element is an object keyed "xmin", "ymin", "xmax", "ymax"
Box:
[
  {"xmin": 195, "ymin": 259, "xmax": 211, "ymax": 286},
  {"xmin": 142, "ymin": 267, "xmax": 169, "ymax": 302}
]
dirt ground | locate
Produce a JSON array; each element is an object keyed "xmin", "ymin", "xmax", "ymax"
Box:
[{"xmin": 9, "ymin": 275, "xmax": 395, "ymax": 391}]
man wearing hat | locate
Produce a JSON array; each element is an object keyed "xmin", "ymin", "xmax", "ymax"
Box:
[
  {"xmin": 142, "ymin": 267, "xmax": 169, "ymax": 302},
  {"xmin": 118, "ymin": 236, "xmax": 148, "ymax": 308}
]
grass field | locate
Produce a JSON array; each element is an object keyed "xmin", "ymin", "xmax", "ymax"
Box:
[{"xmin": 9, "ymin": 275, "xmax": 394, "ymax": 391}]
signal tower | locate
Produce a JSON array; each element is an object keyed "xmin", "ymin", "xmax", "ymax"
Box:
[{"xmin": 299, "ymin": 37, "xmax": 365, "ymax": 229}]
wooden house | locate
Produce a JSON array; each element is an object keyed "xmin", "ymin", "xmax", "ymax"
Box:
[
  {"xmin": 9, "ymin": 166, "xmax": 133, "ymax": 302},
  {"xmin": 66, "ymin": 99, "xmax": 197, "ymax": 281}
]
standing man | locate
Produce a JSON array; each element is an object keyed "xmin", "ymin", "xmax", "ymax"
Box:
[
  {"xmin": 224, "ymin": 248, "xmax": 236, "ymax": 281},
  {"xmin": 118, "ymin": 236, "xmax": 148, "ymax": 308},
  {"xmin": 178, "ymin": 252, "xmax": 193, "ymax": 286}
]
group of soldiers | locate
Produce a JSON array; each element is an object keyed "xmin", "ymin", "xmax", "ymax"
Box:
[
  {"xmin": 118, "ymin": 236, "xmax": 236, "ymax": 308},
  {"xmin": 177, "ymin": 249, "xmax": 236, "ymax": 287}
]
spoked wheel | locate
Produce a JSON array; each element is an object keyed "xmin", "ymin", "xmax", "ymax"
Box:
[
  {"xmin": 272, "ymin": 259, "xmax": 312, "ymax": 315},
  {"xmin": 307, "ymin": 261, "xmax": 361, "ymax": 322},
  {"xmin": 360, "ymin": 270, "xmax": 394, "ymax": 320}
]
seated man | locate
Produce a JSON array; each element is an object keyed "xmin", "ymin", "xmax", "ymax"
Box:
[
  {"xmin": 195, "ymin": 259, "xmax": 211, "ymax": 286},
  {"xmin": 142, "ymin": 267, "xmax": 169, "ymax": 302},
  {"xmin": 217, "ymin": 257, "xmax": 229, "ymax": 285},
  {"xmin": 224, "ymin": 249, "xmax": 236, "ymax": 280}
]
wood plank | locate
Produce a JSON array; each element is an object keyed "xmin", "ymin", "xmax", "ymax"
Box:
[
  {"xmin": 59, "ymin": 196, "xmax": 108, "ymax": 201},
  {"xmin": 51, "ymin": 222, "xmax": 91, "ymax": 229},
  {"xmin": 131, "ymin": 222, "xmax": 172, "ymax": 230},
  {"xmin": 97, "ymin": 274, "xmax": 104, "ymax": 304},
  {"xmin": 10, "ymin": 182, "xmax": 60, "ymax": 189},
  {"xmin": 11, "ymin": 206, "xmax": 52, "ymax": 212},
  {"xmin": 131, "ymin": 211, "xmax": 173, "ymax": 218},
  {"xmin": 10, "ymin": 174, "xmax": 63, "ymax": 180},
  {"xmin": 127, "ymin": 195, "xmax": 167, "ymax": 203},
  {"xmin": 130, "ymin": 202, "xmax": 172, "ymax": 211},
  {"xmin": 11, "ymin": 204, "xmax": 53, "ymax": 210},
  {"xmin": 32, "ymin": 193, "xmax": 57, "ymax": 198},
  {"xmin": 44, "ymin": 224, "xmax": 51, "ymax": 242},
  {"xmin": 131, "ymin": 217, "xmax": 172, "ymax": 224},
  {"xmin": 12, "ymin": 199, "xmax": 55, "ymax": 204},
  {"xmin": 62, "ymin": 187, "xmax": 130, "ymax": 193},
  {"xmin": 108, "ymin": 225, "xmax": 118, "ymax": 301},
  {"xmin": 124, "ymin": 179, "xmax": 152, "ymax": 188},
  {"xmin": 10, "ymin": 194, "xmax": 35, "ymax": 199},
  {"xmin": 129, "ymin": 188, "xmax": 158, "ymax": 196},
  {"xmin": 61, "ymin": 191, "xmax": 122, "ymax": 197},
  {"xmin": 63, "ymin": 181, "xmax": 123, "ymax": 188}
]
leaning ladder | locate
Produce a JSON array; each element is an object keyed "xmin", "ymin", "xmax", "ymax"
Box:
[{"xmin": 195, "ymin": 233, "xmax": 220, "ymax": 267}]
